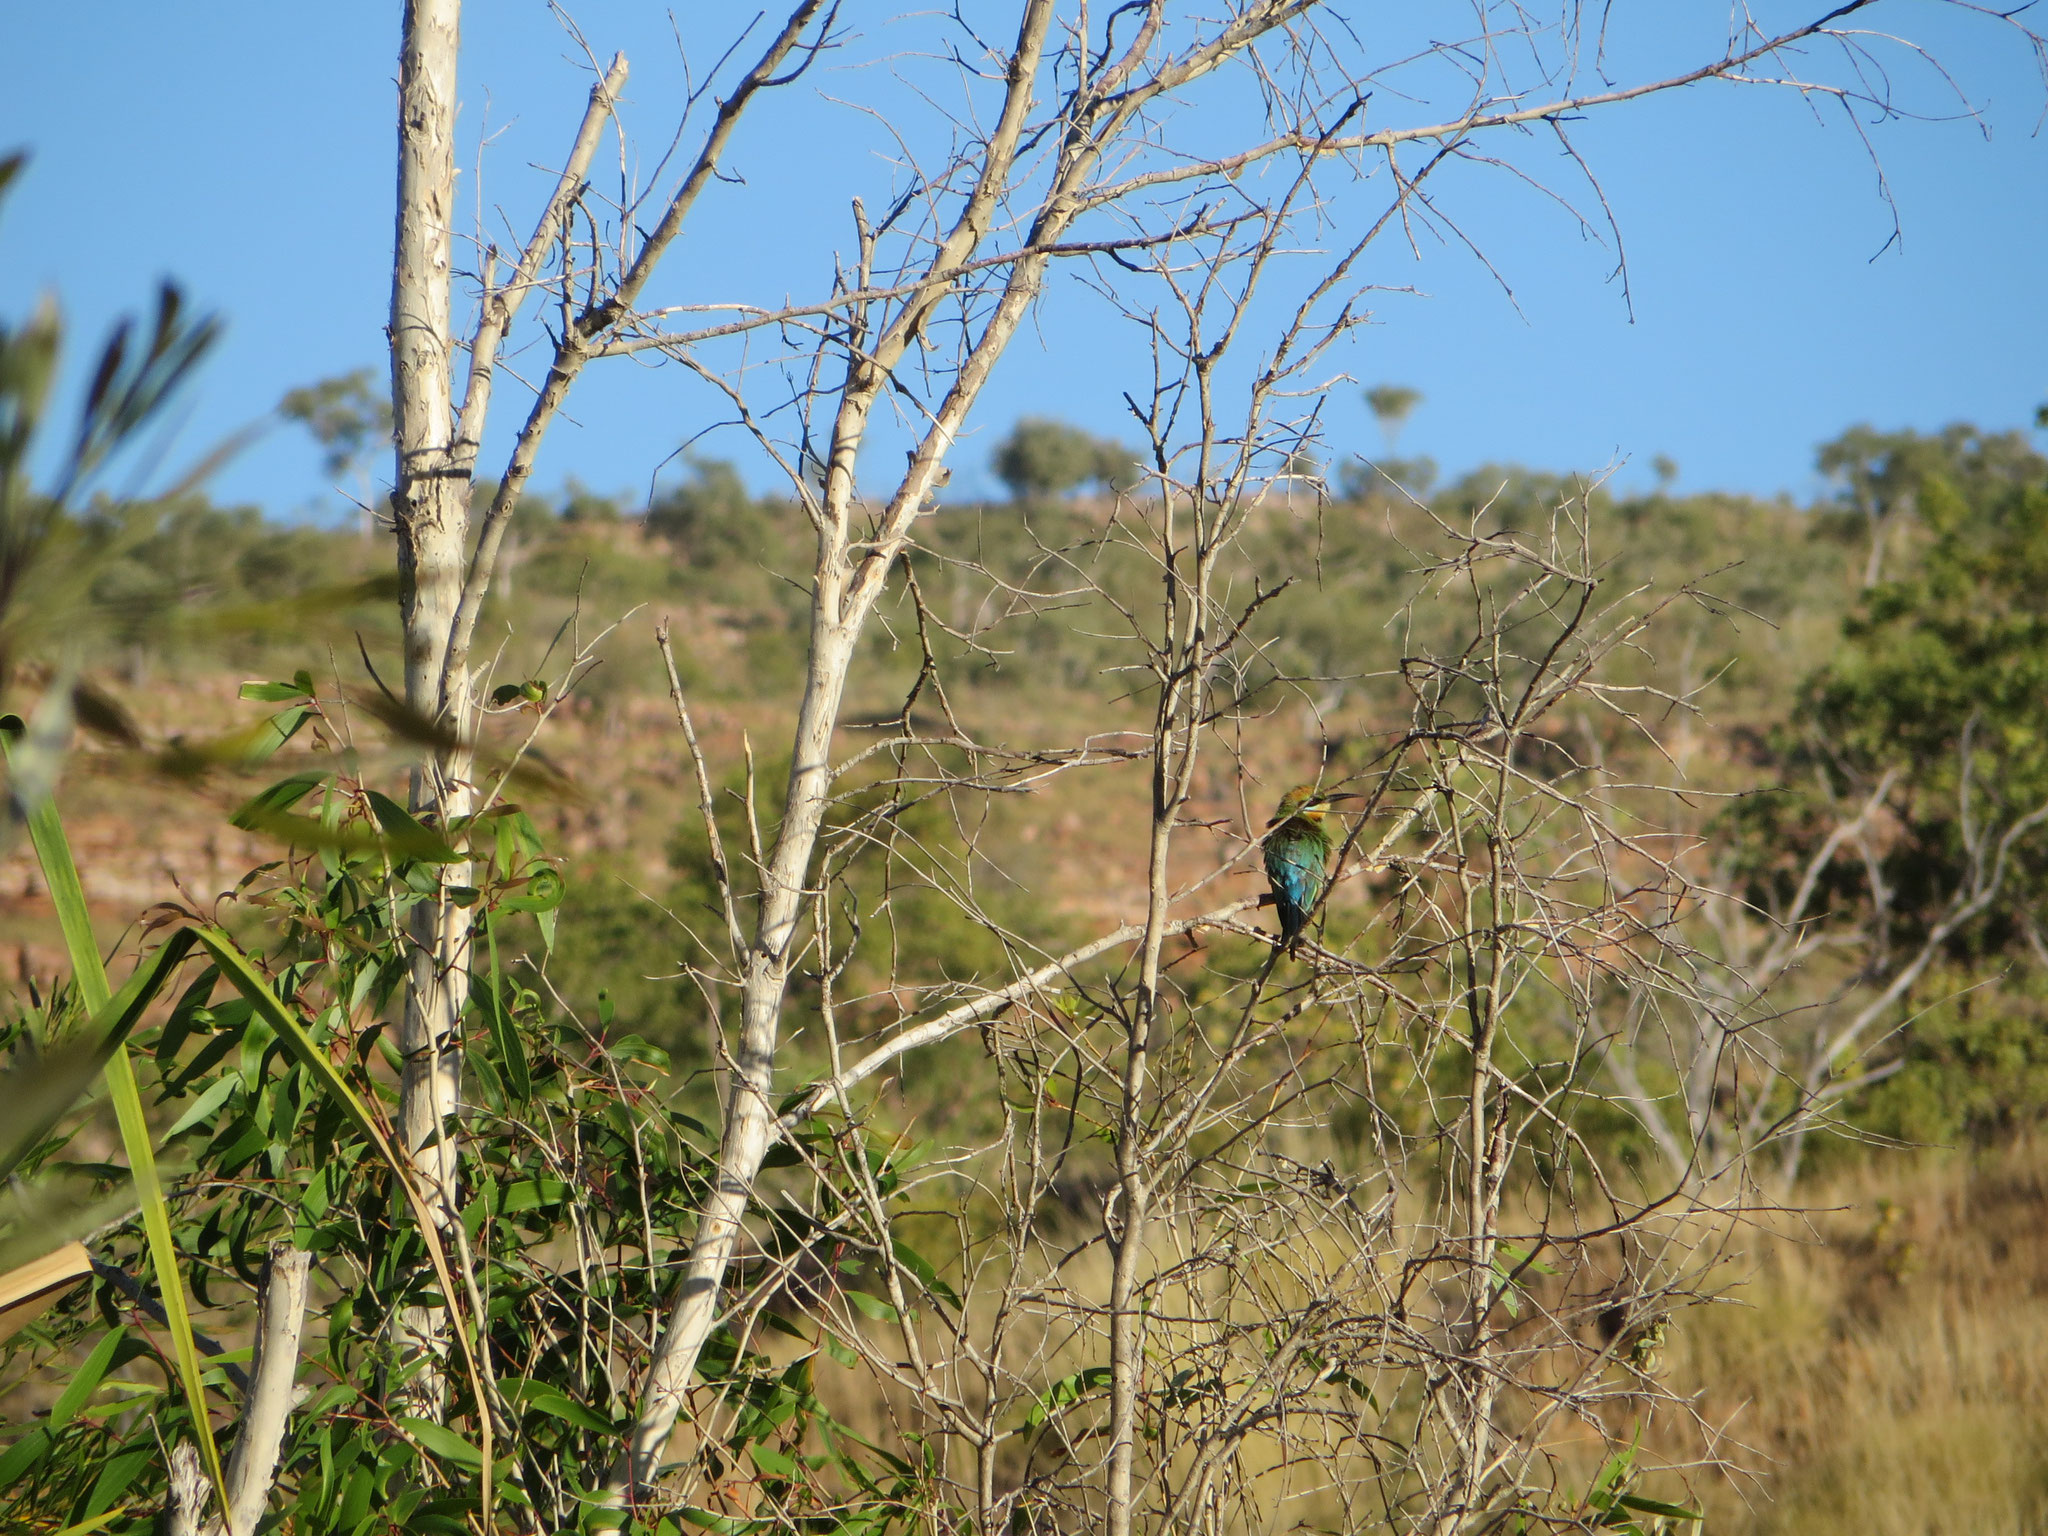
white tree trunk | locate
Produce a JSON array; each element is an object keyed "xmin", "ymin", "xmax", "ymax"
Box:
[
  {"xmin": 619, "ymin": 615, "xmax": 857, "ymax": 1489},
  {"xmin": 223, "ymin": 1245, "xmax": 312, "ymax": 1536},
  {"xmin": 389, "ymin": 0, "xmax": 471, "ymax": 1416}
]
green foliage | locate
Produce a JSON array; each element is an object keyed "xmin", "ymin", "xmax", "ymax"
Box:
[
  {"xmin": 1338, "ymin": 453, "xmax": 1436, "ymax": 498},
  {"xmin": 558, "ymin": 478, "xmax": 627, "ymax": 525},
  {"xmin": 645, "ymin": 456, "xmax": 757, "ymax": 565},
  {"xmin": 990, "ymin": 417, "xmax": 1136, "ymax": 501},
  {"xmin": 1838, "ymin": 971, "xmax": 2048, "ymax": 1155},
  {"xmin": 1816, "ymin": 422, "xmax": 2042, "ymax": 535},
  {"xmin": 1706, "ymin": 425, "xmax": 2048, "ymax": 1155},
  {"xmin": 279, "ymin": 368, "xmax": 392, "ymax": 481},
  {"xmin": 1734, "ymin": 441, "xmax": 2048, "ymax": 958},
  {"xmin": 1, "ymin": 679, "xmax": 956, "ymax": 1532}
]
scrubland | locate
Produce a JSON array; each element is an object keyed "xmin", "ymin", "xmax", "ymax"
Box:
[{"xmin": 9, "ymin": 427, "xmax": 2048, "ymax": 1530}]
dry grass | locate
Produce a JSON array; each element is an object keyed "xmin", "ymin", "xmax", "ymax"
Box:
[
  {"xmin": 1659, "ymin": 1140, "xmax": 2048, "ymax": 1534},
  {"xmin": 768, "ymin": 1144, "xmax": 2048, "ymax": 1533}
]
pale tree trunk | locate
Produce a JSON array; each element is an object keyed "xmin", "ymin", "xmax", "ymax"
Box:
[
  {"xmin": 389, "ymin": 0, "xmax": 471, "ymax": 1414},
  {"xmin": 611, "ymin": 12, "xmax": 1065, "ymax": 1501},
  {"xmin": 380, "ymin": 0, "xmax": 811, "ymax": 1431},
  {"xmin": 164, "ymin": 1245, "xmax": 312, "ymax": 1536}
]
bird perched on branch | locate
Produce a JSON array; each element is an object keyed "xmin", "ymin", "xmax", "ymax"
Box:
[{"xmin": 1263, "ymin": 784, "xmax": 1358, "ymax": 954}]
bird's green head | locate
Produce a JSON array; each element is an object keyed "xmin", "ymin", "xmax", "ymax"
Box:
[{"xmin": 1269, "ymin": 784, "xmax": 1357, "ymax": 826}]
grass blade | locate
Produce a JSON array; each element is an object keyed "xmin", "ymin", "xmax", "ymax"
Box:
[{"xmin": 3, "ymin": 734, "xmax": 226, "ymax": 1498}]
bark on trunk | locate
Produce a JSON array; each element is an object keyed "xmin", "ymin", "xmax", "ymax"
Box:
[
  {"xmin": 223, "ymin": 1244, "xmax": 312, "ymax": 1536},
  {"xmin": 389, "ymin": 0, "xmax": 471, "ymax": 1417},
  {"xmin": 618, "ymin": 616, "xmax": 856, "ymax": 1490}
]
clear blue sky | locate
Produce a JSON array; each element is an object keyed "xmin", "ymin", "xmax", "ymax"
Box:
[{"xmin": 2, "ymin": 3, "xmax": 2043, "ymax": 520}]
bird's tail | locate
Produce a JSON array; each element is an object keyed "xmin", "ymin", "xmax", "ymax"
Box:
[{"xmin": 1275, "ymin": 905, "xmax": 1307, "ymax": 956}]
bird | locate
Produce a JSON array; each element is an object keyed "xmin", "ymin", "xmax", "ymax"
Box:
[{"xmin": 1263, "ymin": 784, "xmax": 1357, "ymax": 954}]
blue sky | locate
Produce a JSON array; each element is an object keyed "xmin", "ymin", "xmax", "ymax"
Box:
[{"xmin": 2, "ymin": 3, "xmax": 2043, "ymax": 521}]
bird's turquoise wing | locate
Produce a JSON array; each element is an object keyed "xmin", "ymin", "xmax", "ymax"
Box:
[{"xmin": 1264, "ymin": 821, "xmax": 1329, "ymax": 946}]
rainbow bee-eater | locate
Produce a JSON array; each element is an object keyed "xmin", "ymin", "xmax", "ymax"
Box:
[{"xmin": 1263, "ymin": 785, "xmax": 1358, "ymax": 954}]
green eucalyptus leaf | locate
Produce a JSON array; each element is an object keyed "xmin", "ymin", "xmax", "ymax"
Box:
[
  {"xmin": 230, "ymin": 772, "xmax": 329, "ymax": 830},
  {"xmin": 1614, "ymin": 1493, "xmax": 1703, "ymax": 1521},
  {"xmin": 238, "ymin": 673, "xmax": 314, "ymax": 703},
  {"xmin": 398, "ymin": 1416, "xmax": 483, "ymax": 1469},
  {"xmin": 364, "ymin": 790, "xmax": 460, "ymax": 862},
  {"xmin": 499, "ymin": 866, "xmax": 565, "ymax": 913},
  {"xmin": 499, "ymin": 1377, "xmax": 612, "ymax": 1432},
  {"xmin": 48, "ymin": 1326, "xmax": 127, "ymax": 1431},
  {"xmin": 843, "ymin": 1290, "xmax": 898, "ymax": 1323}
]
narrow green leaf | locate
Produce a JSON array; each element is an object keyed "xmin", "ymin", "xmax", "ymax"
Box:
[
  {"xmin": 1614, "ymin": 1493, "xmax": 1704, "ymax": 1520},
  {"xmin": 244, "ymin": 704, "xmax": 311, "ymax": 762},
  {"xmin": 238, "ymin": 676, "xmax": 313, "ymax": 703},
  {"xmin": 364, "ymin": 790, "xmax": 460, "ymax": 862},
  {"xmin": 48, "ymin": 1507, "xmax": 135, "ymax": 1536},
  {"xmin": 4, "ymin": 730, "xmax": 225, "ymax": 1496},
  {"xmin": 81, "ymin": 1445, "xmax": 152, "ymax": 1518},
  {"xmin": 607, "ymin": 1034, "xmax": 669, "ymax": 1072},
  {"xmin": 230, "ymin": 771, "xmax": 328, "ymax": 830},
  {"xmin": 1496, "ymin": 1240, "xmax": 1557, "ymax": 1277},
  {"xmin": 891, "ymin": 1238, "xmax": 960, "ymax": 1307},
  {"xmin": 399, "ymin": 1417, "xmax": 483, "ymax": 1469},
  {"xmin": 48, "ymin": 1326, "xmax": 127, "ymax": 1430},
  {"xmin": 162, "ymin": 1072, "xmax": 240, "ymax": 1141},
  {"xmin": 499, "ymin": 1377, "xmax": 612, "ymax": 1432},
  {"xmin": 0, "ymin": 1427, "xmax": 51, "ymax": 1489},
  {"xmin": 480, "ymin": 915, "xmax": 529, "ymax": 1100},
  {"xmin": 499, "ymin": 1178, "xmax": 571, "ymax": 1215},
  {"xmin": 844, "ymin": 1291, "xmax": 898, "ymax": 1323},
  {"xmin": 678, "ymin": 1506, "xmax": 767, "ymax": 1535}
]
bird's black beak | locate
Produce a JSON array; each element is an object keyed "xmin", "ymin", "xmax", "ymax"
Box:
[{"xmin": 1315, "ymin": 792, "xmax": 1362, "ymax": 807}]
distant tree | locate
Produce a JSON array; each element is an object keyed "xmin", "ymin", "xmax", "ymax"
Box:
[
  {"xmin": 990, "ymin": 416, "xmax": 1135, "ymax": 501},
  {"xmin": 557, "ymin": 478, "xmax": 626, "ymax": 524},
  {"xmin": 278, "ymin": 368, "xmax": 391, "ymax": 537},
  {"xmin": 1339, "ymin": 453, "xmax": 1436, "ymax": 500},
  {"xmin": 1804, "ymin": 458, "xmax": 2048, "ymax": 950},
  {"xmin": 1652, "ymin": 453, "xmax": 1679, "ymax": 491},
  {"xmin": 1817, "ymin": 422, "xmax": 2044, "ymax": 587},
  {"xmin": 1364, "ymin": 382, "xmax": 1422, "ymax": 452},
  {"xmin": 1715, "ymin": 437, "xmax": 2048, "ymax": 1173},
  {"xmin": 645, "ymin": 455, "xmax": 753, "ymax": 563}
]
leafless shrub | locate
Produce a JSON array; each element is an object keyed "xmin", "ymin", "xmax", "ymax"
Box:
[{"xmin": 367, "ymin": 0, "xmax": 2046, "ymax": 1526}]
